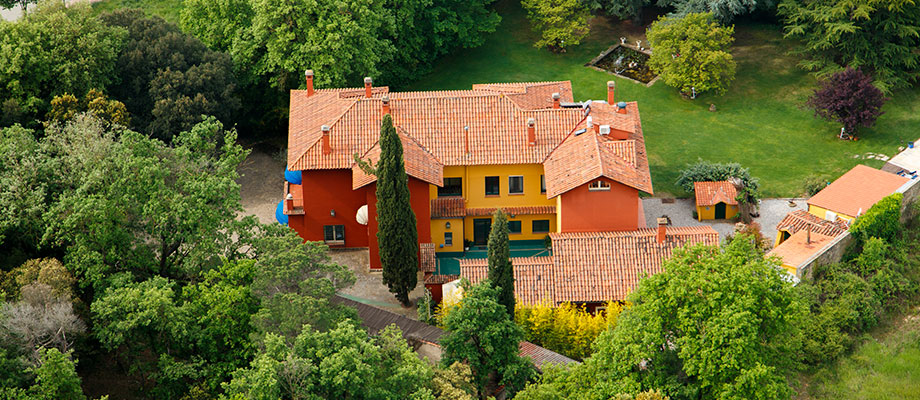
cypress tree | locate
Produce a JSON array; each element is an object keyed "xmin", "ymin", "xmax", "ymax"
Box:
[
  {"xmin": 376, "ymin": 114, "xmax": 418, "ymax": 307},
  {"xmin": 487, "ymin": 209, "xmax": 515, "ymax": 317}
]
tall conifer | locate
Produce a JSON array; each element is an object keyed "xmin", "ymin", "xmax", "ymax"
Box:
[
  {"xmin": 487, "ymin": 209, "xmax": 514, "ymax": 317},
  {"xmin": 376, "ymin": 114, "xmax": 418, "ymax": 306}
]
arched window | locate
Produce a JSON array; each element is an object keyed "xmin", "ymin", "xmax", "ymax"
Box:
[{"xmin": 588, "ymin": 180, "xmax": 611, "ymax": 191}]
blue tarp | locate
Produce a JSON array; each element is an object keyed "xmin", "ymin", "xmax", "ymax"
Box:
[
  {"xmin": 284, "ymin": 167, "xmax": 302, "ymax": 185},
  {"xmin": 275, "ymin": 200, "xmax": 288, "ymax": 225}
]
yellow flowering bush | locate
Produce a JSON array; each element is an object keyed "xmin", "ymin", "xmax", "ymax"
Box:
[{"xmin": 515, "ymin": 301, "xmax": 622, "ymax": 360}]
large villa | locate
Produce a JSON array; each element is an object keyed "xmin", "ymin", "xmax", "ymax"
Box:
[{"xmin": 278, "ymin": 72, "xmax": 718, "ymax": 309}]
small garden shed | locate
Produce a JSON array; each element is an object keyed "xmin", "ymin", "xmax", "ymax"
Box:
[{"xmin": 694, "ymin": 181, "xmax": 738, "ymax": 220}]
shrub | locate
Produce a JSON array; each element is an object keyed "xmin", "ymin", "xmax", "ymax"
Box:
[
  {"xmin": 675, "ymin": 160, "xmax": 758, "ymax": 193},
  {"xmin": 802, "ymin": 175, "xmax": 828, "ymax": 196},
  {"xmin": 515, "ymin": 301, "xmax": 621, "ymax": 360},
  {"xmin": 851, "ymin": 193, "xmax": 902, "ymax": 244}
]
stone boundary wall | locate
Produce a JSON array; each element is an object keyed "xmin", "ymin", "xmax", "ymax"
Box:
[{"xmin": 798, "ymin": 177, "xmax": 920, "ymax": 279}]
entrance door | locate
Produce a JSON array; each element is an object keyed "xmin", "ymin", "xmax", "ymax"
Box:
[
  {"xmin": 473, "ymin": 218, "xmax": 491, "ymax": 246},
  {"xmin": 715, "ymin": 202, "xmax": 727, "ymax": 219}
]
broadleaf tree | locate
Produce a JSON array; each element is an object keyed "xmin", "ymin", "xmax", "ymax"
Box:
[
  {"xmin": 522, "ymin": 0, "xmax": 591, "ymax": 52},
  {"xmin": 487, "ymin": 209, "xmax": 515, "ymax": 317},
  {"xmin": 517, "ymin": 237, "xmax": 805, "ymax": 399},
  {"xmin": 647, "ymin": 12, "xmax": 736, "ymax": 96},
  {"xmin": 440, "ymin": 280, "xmax": 534, "ymax": 396},
  {"xmin": 806, "ymin": 67, "xmax": 888, "ymax": 136},
  {"xmin": 376, "ymin": 114, "xmax": 419, "ymax": 307}
]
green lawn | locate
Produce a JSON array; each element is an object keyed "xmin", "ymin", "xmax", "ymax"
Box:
[
  {"xmin": 796, "ymin": 306, "xmax": 920, "ymax": 400},
  {"xmin": 406, "ymin": 1, "xmax": 920, "ymax": 197},
  {"xmin": 91, "ymin": 0, "xmax": 181, "ymax": 24}
]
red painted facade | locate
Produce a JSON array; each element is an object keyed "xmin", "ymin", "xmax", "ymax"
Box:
[
  {"xmin": 366, "ymin": 177, "xmax": 431, "ymax": 270},
  {"xmin": 559, "ymin": 178, "xmax": 640, "ymax": 232},
  {"xmin": 291, "ymin": 169, "xmax": 369, "ymax": 248},
  {"xmin": 290, "ymin": 168, "xmax": 431, "ymax": 270}
]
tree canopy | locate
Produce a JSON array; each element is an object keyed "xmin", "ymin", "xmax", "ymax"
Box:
[
  {"xmin": 517, "ymin": 237, "xmax": 805, "ymax": 400},
  {"xmin": 440, "ymin": 280, "xmax": 534, "ymax": 396},
  {"xmin": 779, "ymin": 0, "xmax": 920, "ymax": 92},
  {"xmin": 522, "ymin": 0, "xmax": 591, "ymax": 51},
  {"xmin": 646, "ymin": 13, "xmax": 736, "ymax": 96},
  {"xmin": 376, "ymin": 114, "xmax": 420, "ymax": 307},
  {"xmin": 806, "ymin": 67, "xmax": 888, "ymax": 136},
  {"xmin": 99, "ymin": 9, "xmax": 240, "ymax": 141},
  {"xmin": 487, "ymin": 209, "xmax": 515, "ymax": 316},
  {"xmin": 0, "ymin": 2, "xmax": 125, "ymax": 127}
]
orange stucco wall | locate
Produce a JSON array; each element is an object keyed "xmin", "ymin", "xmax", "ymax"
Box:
[
  {"xmin": 292, "ymin": 169, "xmax": 369, "ymax": 248},
  {"xmin": 558, "ymin": 177, "xmax": 640, "ymax": 232},
  {"xmin": 366, "ymin": 177, "xmax": 431, "ymax": 270}
]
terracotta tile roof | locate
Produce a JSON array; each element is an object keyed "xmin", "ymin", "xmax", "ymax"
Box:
[
  {"xmin": 776, "ymin": 210, "xmax": 849, "ymax": 238},
  {"xmin": 694, "ymin": 181, "xmax": 738, "ymax": 206},
  {"xmin": 288, "ymin": 82, "xmax": 650, "ymax": 195},
  {"xmin": 518, "ymin": 340, "xmax": 578, "ymax": 371},
  {"xmin": 767, "ymin": 230, "xmax": 836, "ymax": 269},
  {"xmin": 460, "ymin": 257, "xmax": 556, "ymax": 306},
  {"xmin": 549, "ymin": 227, "xmax": 719, "ymax": 303},
  {"xmin": 352, "ymin": 130, "xmax": 444, "ymax": 189},
  {"xmin": 459, "ymin": 227, "xmax": 718, "ymax": 305},
  {"xmin": 423, "ymin": 274, "xmax": 459, "ymax": 284},
  {"xmin": 808, "ymin": 165, "xmax": 908, "ymax": 218},
  {"xmin": 420, "ymin": 243, "xmax": 436, "ymax": 273},
  {"xmin": 431, "ymin": 197, "xmax": 465, "ymax": 218},
  {"xmin": 542, "ymin": 106, "xmax": 652, "ymax": 197},
  {"xmin": 466, "ymin": 205, "xmax": 556, "ymax": 217}
]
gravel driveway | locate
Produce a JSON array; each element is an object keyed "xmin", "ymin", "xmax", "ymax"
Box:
[{"xmin": 642, "ymin": 197, "xmax": 807, "ymax": 245}]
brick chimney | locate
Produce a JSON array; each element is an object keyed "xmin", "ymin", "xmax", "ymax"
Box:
[
  {"xmin": 305, "ymin": 70, "xmax": 314, "ymax": 96},
  {"xmin": 552, "ymin": 92, "xmax": 560, "ymax": 109},
  {"xmin": 527, "ymin": 118, "xmax": 536, "ymax": 146},
  {"xmin": 381, "ymin": 96, "xmax": 390, "ymax": 115},
  {"xmin": 364, "ymin": 77, "xmax": 373, "ymax": 98},
  {"xmin": 321, "ymin": 125, "xmax": 332, "ymax": 155},
  {"xmin": 617, "ymin": 101, "xmax": 628, "ymax": 114},
  {"xmin": 607, "ymin": 81, "xmax": 615, "ymax": 104},
  {"xmin": 285, "ymin": 193, "xmax": 294, "ymax": 212},
  {"xmin": 656, "ymin": 217, "xmax": 668, "ymax": 243}
]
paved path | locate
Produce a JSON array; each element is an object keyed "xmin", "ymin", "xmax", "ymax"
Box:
[{"xmin": 642, "ymin": 197, "xmax": 807, "ymax": 245}]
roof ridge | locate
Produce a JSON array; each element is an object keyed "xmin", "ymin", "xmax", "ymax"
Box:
[{"xmin": 292, "ymin": 96, "xmax": 362, "ymax": 168}]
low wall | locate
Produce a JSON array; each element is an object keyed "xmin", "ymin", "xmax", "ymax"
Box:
[{"xmin": 797, "ymin": 177, "xmax": 920, "ymax": 278}]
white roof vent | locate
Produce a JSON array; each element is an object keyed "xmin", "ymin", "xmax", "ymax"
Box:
[{"xmin": 599, "ymin": 125, "xmax": 611, "ymax": 135}]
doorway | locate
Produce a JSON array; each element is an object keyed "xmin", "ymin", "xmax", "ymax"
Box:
[
  {"xmin": 715, "ymin": 202, "xmax": 726, "ymax": 219},
  {"xmin": 473, "ymin": 218, "xmax": 491, "ymax": 246}
]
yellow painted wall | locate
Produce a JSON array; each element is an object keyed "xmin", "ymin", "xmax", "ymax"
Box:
[
  {"xmin": 462, "ymin": 213, "xmax": 556, "ymax": 244},
  {"xmin": 429, "ymin": 164, "xmax": 555, "ymax": 209},
  {"xmin": 696, "ymin": 203, "xmax": 739, "ymax": 220},
  {"xmin": 430, "ymin": 218, "xmax": 464, "ymax": 252},
  {"xmin": 780, "ymin": 263, "xmax": 797, "ymax": 276},
  {"xmin": 556, "ymin": 196, "xmax": 562, "ymax": 233},
  {"xmin": 807, "ymin": 205, "xmax": 855, "ymax": 223}
]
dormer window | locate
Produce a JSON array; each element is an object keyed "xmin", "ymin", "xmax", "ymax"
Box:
[{"xmin": 588, "ymin": 180, "xmax": 611, "ymax": 191}]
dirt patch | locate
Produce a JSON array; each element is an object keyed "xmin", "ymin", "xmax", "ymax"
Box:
[
  {"xmin": 238, "ymin": 145, "xmax": 284, "ymax": 224},
  {"xmin": 331, "ymin": 249, "xmax": 426, "ymax": 319}
]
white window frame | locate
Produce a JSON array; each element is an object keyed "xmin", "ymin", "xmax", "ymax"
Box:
[
  {"xmin": 540, "ymin": 175, "xmax": 546, "ymax": 194},
  {"xmin": 588, "ymin": 180, "xmax": 611, "ymax": 191},
  {"xmin": 825, "ymin": 211, "xmax": 838, "ymax": 222}
]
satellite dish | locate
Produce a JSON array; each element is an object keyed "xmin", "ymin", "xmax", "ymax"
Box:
[{"xmin": 356, "ymin": 205, "xmax": 368, "ymax": 225}]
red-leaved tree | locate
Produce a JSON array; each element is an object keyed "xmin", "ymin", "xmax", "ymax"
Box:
[{"xmin": 807, "ymin": 68, "xmax": 888, "ymax": 136}]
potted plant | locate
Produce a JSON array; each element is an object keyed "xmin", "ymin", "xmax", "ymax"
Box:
[{"xmin": 463, "ymin": 239, "xmax": 472, "ymax": 251}]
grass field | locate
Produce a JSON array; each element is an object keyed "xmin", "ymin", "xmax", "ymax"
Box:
[
  {"xmin": 796, "ymin": 306, "xmax": 920, "ymax": 400},
  {"xmin": 92, "ymin": 0, "xmax": 920, "ymax": 197},
  {"xmin": 91, "ymin": 0, "xmax": 181, "ymax": 24},
  {"xmin": 406, "ymin": 1, "xmax": 920, "ymax": 197}
]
